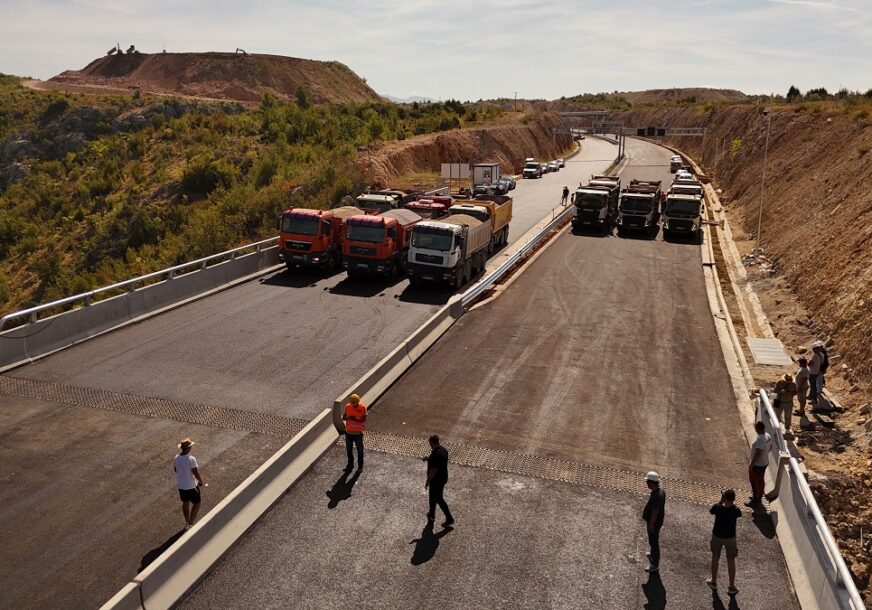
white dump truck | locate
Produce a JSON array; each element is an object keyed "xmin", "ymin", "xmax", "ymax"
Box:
[{"xmin": 407, "ymin": 208, "xmax": 492, "ymax": 289}]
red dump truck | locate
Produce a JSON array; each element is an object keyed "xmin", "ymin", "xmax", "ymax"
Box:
[
  {"xmin": 277, "ymin": 206, "xmax": 362, "ymax": 272},
  {"xmin": 404, "ymin": 195, "xmax": 454, "ymax": 219},
  {"xmin": 343, "ymin": 209, "xmax": 422, "ymax": 278}
]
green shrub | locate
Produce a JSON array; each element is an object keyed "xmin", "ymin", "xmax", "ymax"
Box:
[{"xmin": 180, "ymin": 157, "xmax": 237, "ymax": 198}]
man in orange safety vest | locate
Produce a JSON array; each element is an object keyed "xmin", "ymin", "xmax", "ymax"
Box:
[{"xmin": 343, "ymin": 394, "xmax": 366, "ymax": 470}]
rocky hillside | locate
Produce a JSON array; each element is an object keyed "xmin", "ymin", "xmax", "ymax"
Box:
[
  {"xmin": 364, "ymin": 114, "xmax": 572, "ymax": 187},
  {"xmin": 50, "ymin": 52, "xmax": 381, "ymax": 104}
]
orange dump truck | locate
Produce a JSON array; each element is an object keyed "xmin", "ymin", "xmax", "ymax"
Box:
[
  {"xmin": 343, "ymin": 209, "xmax": 422, "ymax": 278},
  {"xmin": 277, "ymin": 206, "xmax": 362, "ymax": 272}
]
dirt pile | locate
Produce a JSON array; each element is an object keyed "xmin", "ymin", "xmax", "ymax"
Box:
[
  {"xmin": 50, "ymin": 52, "xmax": 381, "ymax": 104},
  {"xmin": 362, "ymin": 114, "xmax": 572, "ymax": 187},
  {"xmin": 619, "ymin": 88, "xmax": 748, "ymax": 104}
]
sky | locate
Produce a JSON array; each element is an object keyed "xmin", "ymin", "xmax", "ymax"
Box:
[{"xmin": 1, "ymin": 0, "xmax": 870, "ymax": 101}]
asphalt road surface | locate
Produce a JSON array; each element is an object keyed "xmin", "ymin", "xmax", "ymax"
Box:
[
  {"xmin": 0, "ymin": 140, "xmax": 616, "ymax": 610},
  {"xmin": 181, "ymin": 138, "xmax": 798, "ymax": 608}
]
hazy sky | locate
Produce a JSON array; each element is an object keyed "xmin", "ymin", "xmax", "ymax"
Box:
[{"xmin": 1, "ymin": 0, "xmax": 870, "ymax": 100}]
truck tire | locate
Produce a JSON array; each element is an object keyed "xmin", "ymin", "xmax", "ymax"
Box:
[
  {"xmin": 463, "ymin": 261, "xmax": 471, "ymax": 284},
  {"xmin": 325, "ymin": 252, "xmax": 336, "ymax": 274}
]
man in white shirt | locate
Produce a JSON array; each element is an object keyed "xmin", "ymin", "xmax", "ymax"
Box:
[
  {"xmin": 808, "ymin": 342, "xmax": 824, "ymax": 404},
  {"xmin": 795, "ymin": 358, "xmax": 810, "ymax": 417},
  {"xmin": 174, "ymin": 438, "xmax": 205, "ymax": 530},
  {"xmin": 746, "ymin": 422, "xmax": 772, "ymax": 507}
]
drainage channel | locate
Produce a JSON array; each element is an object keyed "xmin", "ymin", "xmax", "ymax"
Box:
[{"xmin": 1, "ymin": 375, "xmax": 751, "ymax": 505}]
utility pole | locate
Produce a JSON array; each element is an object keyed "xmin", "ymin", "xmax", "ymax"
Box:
[
  {"xmin": 755, "ymin": 108, "xmax": 771, "ymax": 252},
  {"xmin": 514, "ymin": 92, "xmax": 517, "ymax": 112}
]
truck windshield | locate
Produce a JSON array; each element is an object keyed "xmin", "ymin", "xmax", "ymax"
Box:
[
  {"xmin": 524, "ymin": 163, "xmax": 538, "ymax": 170},
  {"xmin": 578, "ymin": 194, "xmax": 606, "ymax": 209},
  {"xmin": 620, "ymin": 196, "xmax": 653, "ymax": 212},
  {"xmin": 412, "ymin": 229, "xmax": 454, "ymax": 251},
  {"xmin": 347, "ymin": 223, "xmax": 385, "ymax": 243},
  {"xmin": 281, "ymin": 215, "xmax": 318, "ymax": 235},
  {"xmin": 356, "ymin": 199, "xmax": 393, "ymax": 214},
  {"xmin": 665, "ymin": 199, "xmax": 701, "ymax": 215}
]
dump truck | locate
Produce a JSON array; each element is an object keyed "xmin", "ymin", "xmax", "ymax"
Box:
[
  {"xmin": 404, "ymin": 195, "xmax": 454, "ymax": 219},
  {"xmin": 616, "ymin": 179, "xmax": 662, "ymax": 235},
  {"xmin": 572, "ymin": 175, "xmax": 621, "ymax": 231},
  {"xmin": 354, "ymin": 189, "xmax": 421, "ymax": 214},
  {"xmin": 407, "ymin": 212, "xmax": 491, "ymax": 289},
  {"xmin": 662, "ymin": 191, "xmax": 704, "ymax": 238},
  {"xmin": 343, "ymin": 208, "xmax": 422, "ymax": 278},
  {"xmin": 449, "ymin": 194, "xmax": 512, "ymax": 251},
  {"xmin": 277, "ymin": 206, "xmax": 362, "ymax": 272},
  {"xmin": 669, "ymin": 155, "xmax": 683, "ymax": 173}
]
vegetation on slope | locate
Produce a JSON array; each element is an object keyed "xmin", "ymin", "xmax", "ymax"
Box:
[{"xmin": 0, "ymin": 75, "xmax": 501, "ymax": 311}]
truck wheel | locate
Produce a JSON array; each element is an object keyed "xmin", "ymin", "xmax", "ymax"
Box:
[
  {"xmin": 464, "ymin": 262, "xmax": 471, "ymax": 284},
  {"xmin": 454, "ymin": 271, "xmax": 463, "ymax": 290},
  {"xmin": 325, "ymin": 254, "xmax": 336, "ymax": 274}
]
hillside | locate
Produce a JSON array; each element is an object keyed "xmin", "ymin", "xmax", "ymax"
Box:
[
  {"xmin": 619, "ymin": 88, "xmax": 748, "ymax": 104},
  {"xmin": 49, "ymin": 52, "xmax": 381, "ymax": 104}
]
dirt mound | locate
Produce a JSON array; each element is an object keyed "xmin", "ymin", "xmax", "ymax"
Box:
[
  {"xmin": 362, "ymin": 114, "xmax": 572, "ymax": 187},
  {"xmin": 619, "ymin": 88, "xmax": 748, "ymax": 104},
  {"xmin": 50, "ymin": 52, "xmax": 381, "ymax": 104}
]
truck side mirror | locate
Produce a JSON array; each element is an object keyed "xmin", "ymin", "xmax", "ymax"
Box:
[
  {"xmin": 276, "ymin": 215, "xmax": 282, "ymax": 231},
  {"xmin": 322, "ymin": 221, "xmax": 331, "ymax": 236},
  {"xmin": 388, "ymin": 227, "xmax": 397, "ymax": 239}
]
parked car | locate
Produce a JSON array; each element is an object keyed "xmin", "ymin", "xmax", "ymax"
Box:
[
  {"xmin": 473, "ymin": 182, "xmax": 508, "ymax": 196},
  {"xmin": 557, "ymin": 158, "xmax": 566, "ymax": 168},
  {"xmin": 498, "ymin": 175, "xmax": 516, "ymax": 191},
  {"xmin": 547, "ymin": 160, "xmax": 560, "ymax": 172}
]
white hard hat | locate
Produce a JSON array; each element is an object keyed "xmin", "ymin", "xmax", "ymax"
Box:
[{"xmin": 645, "ymin": 471, "xmax": 661, "ymax": 483}]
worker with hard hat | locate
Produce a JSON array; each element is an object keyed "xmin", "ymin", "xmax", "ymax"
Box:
[
  {"xmin": 642, "ymin": 471, "xmax": 666, "ymax": 572},
  {"xmin": 342, "ymin": 393, "xmax": 367, "ymax": 470}
]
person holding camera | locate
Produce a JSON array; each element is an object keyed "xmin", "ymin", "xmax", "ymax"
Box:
[{"xmin": 706, "ymin": 489, "xmax": 742, "ymax": 596}]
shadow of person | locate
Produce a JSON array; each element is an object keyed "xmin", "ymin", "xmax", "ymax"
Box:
[
  {"xmin": 641, "ymin": 571, "xmax": 666, "ymax": 610},
  {"xmin": 326, "ymin": 467, "xmax": 362, "ymax": 509},
  {"xmin": 752, "ymin": 510, "xmax": 777, "ymax": 539},
  {"xmin": 409, "ymin": 522, "xmax": 452, "ymax": 566},
  {"xmin": 711, "ymin": 588, "xmax": 742, "ymax": 609},
  {"xmin": 138, "ymin": 529, "xmax": 185, "ymax": 573}
]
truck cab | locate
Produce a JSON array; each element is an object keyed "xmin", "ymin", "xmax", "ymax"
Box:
[
  {"xmin": 277, "ymin": 206, "xmax": 361, "ymax": 272},
  {"xmin": 670, "ymin": 155, "xmax": 683, "ymax": 173},
  {"xmin": 616, "ymin": 180, "xmax": 662, "ymax": 236},
  {"xmin": 572, "ymin": 187, "xmax": 617, "ymax": 230},
  {"xmin": 662, "ymin": 193, "xmax": 704, "ymax": 238},
  {"xmin": 343, "ymin": 209, "xmax": 421, "ymax": 278},
  {"xmin": 523, "ymin": 160, "xmax": 542, "ymax": 179}
]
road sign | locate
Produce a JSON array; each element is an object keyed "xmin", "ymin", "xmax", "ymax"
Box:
[{"xmin": 440, "ymin": 163, "xmax": 469, "ymax": 180}]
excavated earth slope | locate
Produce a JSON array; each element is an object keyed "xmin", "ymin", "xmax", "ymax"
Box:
[
  {"xmin": 363, "ymin": 114, "xmax": 572, "ymax": 187},
  {"xmin": 50, "ymin": 52, "xmax": 381, "ymax": 104}
]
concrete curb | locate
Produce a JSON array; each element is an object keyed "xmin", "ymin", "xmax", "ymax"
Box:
[{"xmin": 103, "ymin": 408, "xmax": 337, "ymax": 610}]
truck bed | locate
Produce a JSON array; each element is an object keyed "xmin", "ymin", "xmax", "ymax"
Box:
[{"xmin": 442, "ymin": 214, "xmax": 490, "ymax": 255}]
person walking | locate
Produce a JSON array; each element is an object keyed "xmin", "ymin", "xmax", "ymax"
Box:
[
  {"xmin": 173, "ymin": 438, "xmax": 204, "ymax": 530},
  {"xmin": 808, "ymin": 342, "xmax": 824, "ymax": 405},
  {"xmin": 773, "ymin": 373, "xmax": 798, "ymax": 436},
  {"xmin": 795, "ymin": 357, "xmax": 810, "ymax": 418},
  {"xmin": 342, "ymin": 394, "xmax": 366, "ymax": 470},
  {"xmin": 746, "ymin": 422, "xmax": 772, "ymax": 507},
  {"xmin": 706, "ymin": 489, "xmax": 741, "ymax": 596},
  {"xmin": 561, "ymin": 185, "xmax": 570, "ymax": 206},
  {"xmin": 642, "ymin": 471, "xmax": 665, "ymax": 572},
  {"xmin": 423, "ymin": 435, "xmax": 454, "ymax": 527}
]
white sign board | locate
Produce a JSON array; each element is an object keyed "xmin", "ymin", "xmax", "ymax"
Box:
[{"xmin": 440, "ymin": 163, "xmax": 470, "ymax": 179}]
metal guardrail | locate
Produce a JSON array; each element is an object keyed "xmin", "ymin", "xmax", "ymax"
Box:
[
  {"xmin": 758, "ymin": 389, "xmax": 865, "ymax": 609},
  {"xmin": 0, "ymin": 237, "xmax": 279, "ymax": 331}
]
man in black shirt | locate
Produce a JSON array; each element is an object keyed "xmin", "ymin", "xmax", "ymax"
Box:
[
  {"xmin": 642, "ymin": 471, "xmax": 665, "ymax": 572},
  {"xmin": 707, "ymin": 489, "xmax": 742, "ymax": 596},
  {"xmin": 423, "ymin": 435, "xmax": 454, "ymax": 527}
]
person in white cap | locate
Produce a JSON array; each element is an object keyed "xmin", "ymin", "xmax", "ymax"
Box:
[
  {"xmin": 642, "ymin": 471, "xmax": 666, "ymax": 572},
  {"xmin": 174, "ymin": 438, "xmax": 204, "ymax": 530}
]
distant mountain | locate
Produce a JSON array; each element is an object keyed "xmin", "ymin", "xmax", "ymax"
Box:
[{"xmin": 384, "ymin": 94, "xmax": 435, "ymax": 104}]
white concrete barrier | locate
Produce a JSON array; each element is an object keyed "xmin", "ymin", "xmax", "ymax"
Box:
[
  {"xmin": 131, "ymin": 408, "xmax": 336, "ymax": 609},
  {"xmin": 0, "ymin": 247, "xmax": 280, "ymax": 370},
  {"xmin": 98, "ymin": 582, "xmax": 143, "ymax": 610}
]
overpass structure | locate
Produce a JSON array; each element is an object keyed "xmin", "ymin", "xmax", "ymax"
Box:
[{"xmin": 0, "ymin": 137, "xmax": 861, "ymax": 609}]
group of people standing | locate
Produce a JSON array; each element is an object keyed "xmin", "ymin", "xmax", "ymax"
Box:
[
  {"xmin": 769, "ymin": 340, "xmax": 830, "ymax": 436},
  {"xmin": 642, "ymin": 472, "xmax": 742, "ymax": 597}
]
